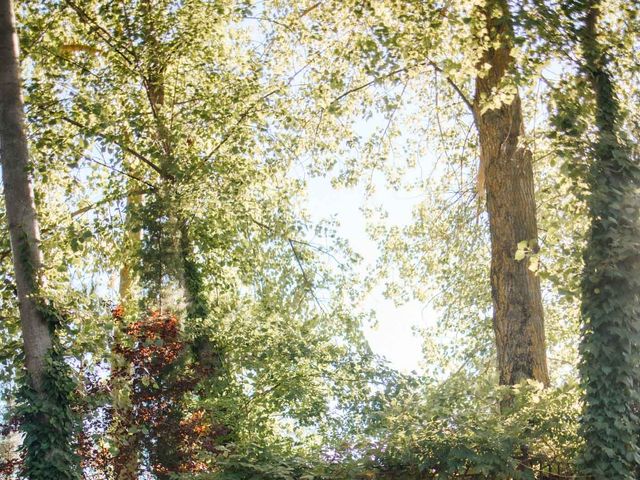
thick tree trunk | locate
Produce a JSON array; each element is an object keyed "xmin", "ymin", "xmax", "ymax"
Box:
[
  {"xmin": 473, "ymin": 0, "xmax": 549, "ymax": 386},
  {"xmin": 577, "ymin": 1, "xmax": 640, "ymax": 477},
  {"xmin": 0, "ymin": 0, "xmax": 53, "ymax": 392}
]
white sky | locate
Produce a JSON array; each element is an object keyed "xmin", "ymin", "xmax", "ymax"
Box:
[{"xmin": 305, "ymin": 176, "xmax": 431, "ymax": 374}]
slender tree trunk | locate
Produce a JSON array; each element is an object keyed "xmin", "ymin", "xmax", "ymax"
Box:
[
  {"xmin": 577, "ymin": 1, "xmax": 640, "ymax": 477},
  {"xmin": 138, "ymin": 0, "xmax": 221, "ymax": 375},
  {"xmin": 0, "ymin": 0, "xmax": 52, "ymax": 392},
  {"xmin": 118, "ymin": 186, "xmax": 142, "ymax": 300},
  {"xmin": 112, "ymin": 180, "xmax": 142, "ymax": 480},
  {"xmin": 136, "ymin": 6, "xmax": 226, "ymax": 475},
  {"xmin": 473, "ymin": 0, "xmax": 549, "ymax": 386}
]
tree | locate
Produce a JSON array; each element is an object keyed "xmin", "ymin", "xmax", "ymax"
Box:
[
  {"xmin": 0, "ymin": 0, "xmax": 50, "ymax": 394},
  {"xmin": 471, "ymin": 0, "xmax": 549, "ymax": 386},
  {"xmin": 573, "ymin": 0, "xmax": 640, "ymax": 476},
  {"xmin": 0, "ymin": 0, "xmax": 78, "ymax": 478},
  {"xmin": 282, "ymin": 0, "xmax": 551, "ymax": 386}
]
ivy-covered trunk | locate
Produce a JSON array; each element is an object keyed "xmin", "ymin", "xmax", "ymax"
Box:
[
  {"xmin": 576, "ymin": 0, "xmax": 640, "ymax": 477},
  {"xmin": 473, "ymin": 0, "xmax": 550, "ymax": 387},
  {"xmin": 118, "ymin": 181, "xmax": 142, "ymax": 302}
]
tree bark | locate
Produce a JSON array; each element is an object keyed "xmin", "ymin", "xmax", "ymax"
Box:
[
  {"xmin": 473, "ymin": 0, "xmax": 549, "ymax": 386},
  {"xmin": 0, "ymin": 0, "xmax": 53, "ymax": 392}
]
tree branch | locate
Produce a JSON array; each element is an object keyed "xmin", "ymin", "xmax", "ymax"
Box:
[
  {"xmin": 63, "ymin": 0, "xmax": 137, "ymax": 67},
  {"xmin": 288, "ymin": 239, "xmax": 326, "ymax": 313},
  {"xmin": 70, "ymin": 187, "xmax": 150, "ymax": 218},
  {"xmin": 0, "ymin": 188, "xmax": 151, "ymax": 263},
  {"xmin": 80, "ymin": 154, "xmax": 157, "ymax": 189},
  {"xmin": 49, "ymin": 112, "xmax": 169, "ymax": 180},
  {"xmin": 202, "ymin": 88, "xmax": 280, "ymax": 163},
  {"xmin": 426, "ymin": 60, "xmax": 475, "ymax": 116},
  {"xmin": 330, "ymin": 58, "xmax": 475, "ymax": 123},
  {"xmin": 330, "ymin": 65, "xmax": 413, "ymax": 105}
]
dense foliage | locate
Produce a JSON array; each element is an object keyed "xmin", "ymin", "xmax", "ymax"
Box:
[{"xmin": 1, "ymin": 0, "xmax": 639, "ymax": 478}]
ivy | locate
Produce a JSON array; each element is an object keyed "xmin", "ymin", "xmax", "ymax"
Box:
[
  {"xmin": 16, "ymin": 342, "xmax": 80, "ymax": 480},
  {"xmin": 546, "ymin": 0, "xmax": 640, "ymax": 477}
]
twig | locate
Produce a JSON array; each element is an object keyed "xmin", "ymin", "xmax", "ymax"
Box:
[{"xmin": 288, "ymin": 239, "xmax": 326, "ymax": 313}]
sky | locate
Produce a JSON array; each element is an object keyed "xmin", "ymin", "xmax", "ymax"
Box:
[
  {"xmin": 304, "ymin": 175, "xmax": 431, "ymax": 374},
  {"xmin": 245, "ymin": 4, "xmax": 437, "ymax": 374}
]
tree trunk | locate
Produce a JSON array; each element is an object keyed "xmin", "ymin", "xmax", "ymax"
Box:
[
  {"xmin": 1, "ymin": 6, "xmax": 81, "ymax": 479},
  {"xmin": 577, "ymin": 1, "xmax": 640, "ymax": 477},
  {"xmin": 473, "ymin": 0, "xmax": 549, "ymax": 386},
  {"xmin": 118, "ymin": 185, "xmax": 142, "ymax": 300},
  {"xmin": 136, "ymin": 6, "xmax": 227, "ymax": 474},
  {"xmin": 111, "ymin": 180, "xmax": 142, "ymax": 480},
  {"xmin": 0, "ymin": 0, "xmax": 52, "ymax": 392}
]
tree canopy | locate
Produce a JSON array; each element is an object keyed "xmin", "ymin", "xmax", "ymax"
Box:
[{"xmin": 1, "ymin": 0, "xmax": 639, "ymax": 479}]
